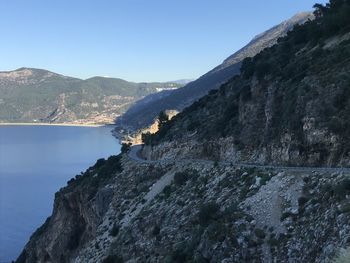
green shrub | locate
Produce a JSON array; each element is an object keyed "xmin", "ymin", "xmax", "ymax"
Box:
[
  {"xmin": 333, "ymin": 179, "xmax": 350, "ymax": 200},
  {"xmin": 268, "ymin": 237, "xmax": 279, "ymax": 246},
  {"xmin": 255, "ymin": 61, "xmax": 271, "ymax": 80},
  {"xmin": 121, "ymin": 143, "xmax": 131, "ymax": 154},
  {"xmin": 110, "ymin": 224, "xmax": 119, "ymax": 237},
  {"xmin": 157, "ymin": 110, "xmax": 169, "ymax": 130},
  {"xmin": 239, "ymin": 186, "xmax": 250, "ymax": 199},
  {"xmin": 298, "ymin": 196, "xmax": 309, "ymax": 207},
  {"xmin": 88, "ymin": 155, "xmax": 123, "ymax": 189},
  {"xmin": 198, "ymin": 202, "xmax": 220, "ymax": 226},
  {"xmin": 281, "ymin": 211, "xmax": 293, "ymax": 221},
  {"xmin": 213, "ymin": 160, "xmax": 219, "ymax": 167},
  {"xmin": 174, "ymin": 172, "xmax": 189, "ymax": 186},
  {"xmin": 166, "ymin": 240, "xmax": 198, "ymax": 263},
  {"xmin": 169, "ymin": 249, "xmax": 188, "ymax": 263},
  {"xmin": 94, "ymin": 158, "xmax": 106, "ymax": 169},
  {"xmin": 258, "ymin": 172, "xmax": 271, "ymax": 185},
  {"xmin": 254, "ymin": 228, "xmax": 266, "ymax": 239},
  {"xmin": 141, "ymin": 132, "xmax": 153, "ymax": 145},
  {"xmin": 206, "ymin": 221, "xmax": 226, "ymax": 241},
  {"xmin": 152, "ymin": 224, "xmax": 161, "ymax": 236},
  {"xmin": 174, "ymin": 169, "xmax": 199, "ymax": 186},
  {"xmin": 162, "ymin": 185, "xmax": 173, "ymax": 199},
  {"xmin": 102, "ymin": 254, "xmax": 123, "ymax": 263},
  {"xmin": 338, "ymin": 203, "xmax": 350, "ymax": 214}
]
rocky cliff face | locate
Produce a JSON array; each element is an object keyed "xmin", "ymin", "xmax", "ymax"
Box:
[
  {"xmin": 16, "ymin": 156, "xmax": 123, "ymax": 263},
  {"xmin": 16, "ymin": 151, "xmax": 350, "ymax": 263},
  {"xmin": 18, "ymin": 187, "xmax": 99, "ymax": 262}
]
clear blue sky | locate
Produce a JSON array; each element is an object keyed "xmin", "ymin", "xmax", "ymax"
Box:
[{"xmin": 0, "ymin": 0, "xmax": 328, "ymax": 82}]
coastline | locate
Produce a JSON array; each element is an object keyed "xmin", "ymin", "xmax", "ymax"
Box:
[{"xmin": 0, "ymin": 122, "xmax": 108, "ymax": 128}]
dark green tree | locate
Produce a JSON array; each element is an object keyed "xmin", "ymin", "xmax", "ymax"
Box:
[
  {"xmin": 157, "ymin": 111, "xmax": 169, "ymax": 130},
  {"xmin": 141, "ymin": 132, "xmax": 153, "ymax": 145},
  {"xmin": 121, "ymin": 143, "xmax": 131, "ymax": 154},
  {"xmin": 313, "ymin": 3, "xmax": 327, "ymax": 18}
]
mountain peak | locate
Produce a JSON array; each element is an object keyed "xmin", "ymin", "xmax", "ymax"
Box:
[{"xmin": 216, "ymin": 11, "xmax": 314, "ymax": 72}]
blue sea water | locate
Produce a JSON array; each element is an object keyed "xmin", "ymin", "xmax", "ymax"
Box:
[{"xmin": 0, "ymin": 125, "xmax": 121, "ymax": 262}]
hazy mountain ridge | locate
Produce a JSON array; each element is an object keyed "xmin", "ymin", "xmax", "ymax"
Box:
[
  {"xmin": 117, "ymin": 12, "xmax": 313, "ymax": 131},
  {"xmin": 0, "ymin": 68, "xmax": 182, "ymax": 125},
  {"xmin": 213, "ymin": 12, "xmax": 314, "ymax": 73}
]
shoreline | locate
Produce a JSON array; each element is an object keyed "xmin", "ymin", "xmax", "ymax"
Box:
[{"xmin": 0, "ymin": 122, "xmax": 112, "ymax": 128}]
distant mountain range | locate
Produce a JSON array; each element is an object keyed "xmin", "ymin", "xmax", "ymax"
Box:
[
  {"xmin": 0, "ymin": 68, "xmax": 182, "ymax": 124},
  {"xmin": 117, "ymin": 12, "xmax": 314, "ymax": 131}
]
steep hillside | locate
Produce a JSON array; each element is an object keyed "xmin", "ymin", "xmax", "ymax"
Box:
[
  {"xmin": 16, "ymin": 154, "xmax": 350, "ymax": 263},
  {"xmin": 117, "ymin": 12, "xmax": 313, "ymax": 131},
  {"xmin": 0, "ymin": 68, "xmax": 182, "ymax": 125},
  {"xmin": 145, "ymin": 2, "xmax": 350, "ymax": 168}
]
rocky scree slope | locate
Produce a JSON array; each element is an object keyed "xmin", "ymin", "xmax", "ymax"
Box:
[
  {"xmin": 0, "ymin": 68, "xmax": 181, "ymax": 124},
  {"xmin": 16, "ymin": 152, "xmax": 350, "ymax": 262},
  {"xmin": 116, "ymin": 12, "xmax": 313, "ymax": 131},
  {"xmin": 145, "ymin": 2, "xmax": 350, "ymax": 167}
]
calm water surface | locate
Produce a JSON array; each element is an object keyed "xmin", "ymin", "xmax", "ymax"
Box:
[{"xmin": 0, "ymin": 125, "xmax": 120, "ymax": 262}]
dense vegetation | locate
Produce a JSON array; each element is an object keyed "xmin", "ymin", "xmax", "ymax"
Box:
[
  {"xmin": 141, "ymin": 111, "xmax": 171, "ymax": 145},
  {"xmin": 240, "ymin": 0, "xmax": 350, "ymax": 80},
  {"xmin": 148, "ymin": 0, "xmax": 350, "ymax": 167},
  {"xmin": 65, "ymin": 155, "xmax": 123, "ymax": 196}
]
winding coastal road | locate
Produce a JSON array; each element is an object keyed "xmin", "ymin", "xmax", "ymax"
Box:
[
  {"xmin": 115, "ymin": 143, "xmax": 350, "ymax": 260},
  {"xmin": 127, "ymin": 144, "xmax": 350, "ymax": 173},
  {"xmin": 127, "ymin": 144, "xmax": 152, "ymax": 163}
]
